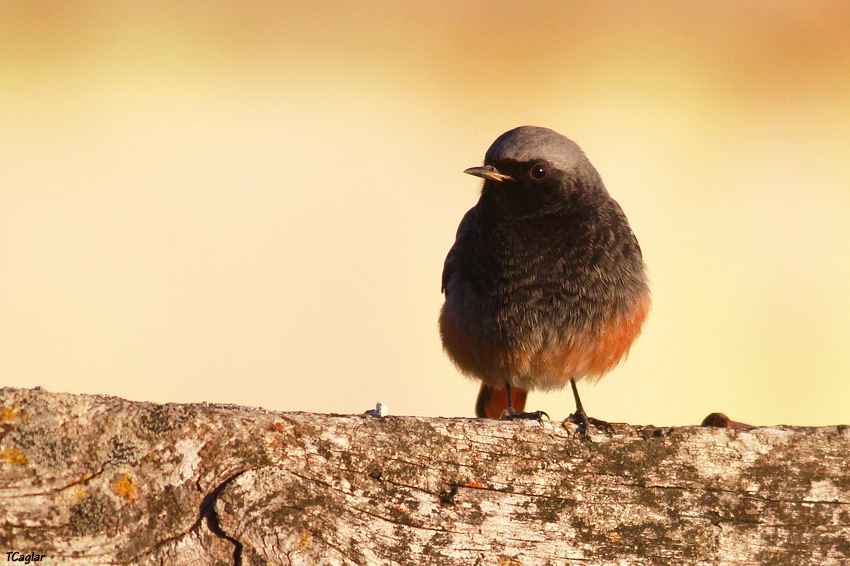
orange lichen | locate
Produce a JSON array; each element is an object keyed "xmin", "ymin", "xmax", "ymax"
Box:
[
  {"xmin": 0, "ymin": 448, "xmax": 27, "ymax": 466},
  {"xmin": 113, "ymin": 474, "xmax": 140, "ymax": 503},
  {"xmin": 296, "ymin": 530, "xmax": 312, "ymax": 552},
  {"xmin": 1, "ymin": 407, "xmax": 24, "ymax": 423}
]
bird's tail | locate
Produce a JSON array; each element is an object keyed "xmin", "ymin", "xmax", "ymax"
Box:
[{"xmin": 475, "ymin": 384, "xmax": 528, "ymax": 419}]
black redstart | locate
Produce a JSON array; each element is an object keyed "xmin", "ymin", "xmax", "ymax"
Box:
[{"xmin": 439, "ymin": 126, "xmax": 650, "ymax": 431}]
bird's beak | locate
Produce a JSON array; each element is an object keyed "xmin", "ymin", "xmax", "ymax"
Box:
[{"xmin": 464, "ymin": 165, "xmax": 514, "ymax": 182}]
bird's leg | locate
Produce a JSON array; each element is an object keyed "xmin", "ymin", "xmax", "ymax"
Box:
[
  {"xmin": 500, "ymin": 382, "xmax": 548, "ymax": 421},
  {"xmin": 506, "ymin": 382, "xmax": 517, "ymax": 412},
  {"xmin": 565, "ymin": 378, "xmax": 613, "ymax": 436}
]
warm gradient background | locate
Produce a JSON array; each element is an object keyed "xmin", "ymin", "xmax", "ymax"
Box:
[{"xmin": 3, "ymin": 1, "xmax": 849, "ymax": 426}]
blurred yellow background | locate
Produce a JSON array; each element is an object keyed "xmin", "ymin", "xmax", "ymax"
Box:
[{"xmin": 2, "ymin": 1, "xmax": 849, "ymax": 426}]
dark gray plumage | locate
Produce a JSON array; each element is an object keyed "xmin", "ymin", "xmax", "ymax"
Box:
[{"xmin": 439, "ymin": 126, "xmax": 650, "ymax": 425}]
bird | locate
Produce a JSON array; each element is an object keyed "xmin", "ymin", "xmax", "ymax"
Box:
[{"xmin": 439, "ymin": 126, "xmax": 650, "ymax": 432}]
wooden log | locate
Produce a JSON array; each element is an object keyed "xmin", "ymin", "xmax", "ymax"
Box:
[{"xmin": 0, "ymin": 387, "xmax": 847, "ymax": 565}]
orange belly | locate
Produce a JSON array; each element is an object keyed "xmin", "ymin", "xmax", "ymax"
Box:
[{"xmin": 440, "ymin": 293, "xmax": 650, "ymax": 392}]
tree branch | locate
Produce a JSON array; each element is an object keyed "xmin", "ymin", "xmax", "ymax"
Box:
[{"xmin": 0, "ymin": 387, "xmax": 847, "ymax": 565}]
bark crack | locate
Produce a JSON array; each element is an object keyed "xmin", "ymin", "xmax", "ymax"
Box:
[
  {"xmin": 197, "ymin": 471, "xmax": 250, "ymax": 566},
  {"xmin": 126, "ymin": 470, "xmax": 256, "ymax": 565}
]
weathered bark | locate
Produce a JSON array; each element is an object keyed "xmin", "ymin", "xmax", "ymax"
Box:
[{"xmin": 0, "ymin": 387, "xmax": 848, "ymax": 565}]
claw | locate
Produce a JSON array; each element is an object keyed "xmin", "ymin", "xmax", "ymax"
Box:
[
  {"xmin": 564, "ymin": 410, "xmax": 613, "ymax": 438},
  {"xmin": 500, "ymin": 408, "xmax": 550, "ymax": 421}
]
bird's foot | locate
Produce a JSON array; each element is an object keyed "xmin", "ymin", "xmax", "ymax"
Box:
[
  {"xmin": 500, "ymin": 408, "xmax": 549, "ymax": 421},
  {"xmin": 564, "ymin": 410, "xmax": 613, "ymax": 438}
]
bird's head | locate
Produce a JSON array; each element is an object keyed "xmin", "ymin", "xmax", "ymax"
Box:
[{"xmin": 465, "ymin": 126, "xmax": 608, "ymax": 213}]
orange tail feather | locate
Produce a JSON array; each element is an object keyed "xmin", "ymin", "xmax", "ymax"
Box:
[{"xmin": 475, "ymin": 384, "xmax": 528, "ymax": 419}]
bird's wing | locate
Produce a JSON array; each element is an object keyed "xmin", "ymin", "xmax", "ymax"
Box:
[{"xmin": 441, "ymin": 206, "xmax": 478, "ymax": 294}]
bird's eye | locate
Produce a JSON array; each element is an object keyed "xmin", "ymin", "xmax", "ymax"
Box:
[{"xmin": 530, "ymin": 163, "xmax": 548, "ymax": 180}]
